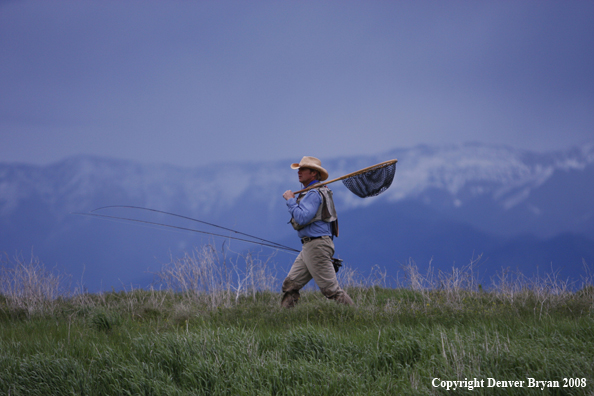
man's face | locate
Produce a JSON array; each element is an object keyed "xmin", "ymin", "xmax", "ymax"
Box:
[{"xmin": 298, "ymin": 167, "xmax": 317, "ymax": 185}]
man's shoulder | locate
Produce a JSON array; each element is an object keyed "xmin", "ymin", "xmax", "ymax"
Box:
[
  {"xmin": 304, "ymin": 188, "xmax": 322, "ymax": 199},
  {"xmin": 311, "ymin": 185, "xmax": 333, "ymax": 197},
  {"xmin": 310, "ymin": 185, "xmax": 333, "ymax": 195},
  {"xmin": 310, "ymin": 185, "xmax": 331, "ymax": 193}
]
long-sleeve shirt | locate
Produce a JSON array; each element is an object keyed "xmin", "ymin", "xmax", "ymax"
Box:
[{"xmin": 286, "ymin": 181, "xmax": 332, "ymax": 239}]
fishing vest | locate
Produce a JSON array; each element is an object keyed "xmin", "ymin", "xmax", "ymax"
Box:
[{"xmin": 290, "ymin": 185, "xmax": 339, "ymax": 237}]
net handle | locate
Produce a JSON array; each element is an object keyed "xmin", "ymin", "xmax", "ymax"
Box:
[{"xmin": 293, "ymin": 159, "xmax": 398, "ymax": 194}]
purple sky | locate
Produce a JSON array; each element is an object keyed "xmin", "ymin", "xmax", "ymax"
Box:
[{"xmin": 1, "ymin": 1, "xmax": 593, "ymax": 167}]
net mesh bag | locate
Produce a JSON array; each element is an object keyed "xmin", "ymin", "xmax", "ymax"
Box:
[{"xmin": 341, "ymin": 162, "xmax": 397, "ymax": 198}]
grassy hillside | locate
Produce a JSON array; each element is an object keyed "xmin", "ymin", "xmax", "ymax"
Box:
[{"xmin": 1, "ymin": 250, "xmax": 593, "ymax": 395}]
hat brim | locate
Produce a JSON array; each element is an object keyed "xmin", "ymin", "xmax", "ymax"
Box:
[{"xmin": 291, "ymin": 163, "xmax": 328, "ymax": 181}]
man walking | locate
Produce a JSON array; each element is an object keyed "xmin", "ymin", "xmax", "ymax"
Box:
[{"xmin": 281, "ymin": 156, "xmax": 353, "ymax": 308}]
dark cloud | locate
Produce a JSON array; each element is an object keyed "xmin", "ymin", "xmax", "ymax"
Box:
[{"xmin": 1, "ymin": 1, "xmax": 592, "ymax": 166}]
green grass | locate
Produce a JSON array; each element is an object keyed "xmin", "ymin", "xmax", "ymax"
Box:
[
  {"xmin": 1, "ymin": 286, "xmax": 593, "ymax": 395},
  {"xmin": 2, "ymin": 251, "xmax": 593, "ymax": 394}
]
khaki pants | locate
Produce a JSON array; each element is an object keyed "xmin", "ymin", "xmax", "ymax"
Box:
[{"xmin": 281, "ymin": 236, "xmax": 353, "ymax": 307}]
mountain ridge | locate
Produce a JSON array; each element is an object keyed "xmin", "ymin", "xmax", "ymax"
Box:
[
  {"xmin": 2, "ymin": 142, "xmax": 593, "ymax": 213},
  {"xmin": 1, "ymin": 142, "xmax": 593, "ymax": 291}
]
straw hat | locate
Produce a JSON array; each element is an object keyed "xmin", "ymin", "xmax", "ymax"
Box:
[{"xmin": 290, "ymin": 156, "xmax": 329, "ymax": 181}]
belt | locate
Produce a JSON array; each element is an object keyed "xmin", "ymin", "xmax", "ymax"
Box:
[{"xmin": 301, "ymin": 236, "xmax": 325, "ymax": 244}]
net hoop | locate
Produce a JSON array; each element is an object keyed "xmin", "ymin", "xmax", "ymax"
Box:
[{"xmin": 294, "ymin": 159, "xmax": 398, "ymax": 198}]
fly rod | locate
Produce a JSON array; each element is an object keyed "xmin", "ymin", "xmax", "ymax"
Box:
[
  {"xmin": 91, "ymin": 205, "xmax": 293, "ymax": 251},
  {"xmin": 72, "ymin": 210, "xmax": 300, "ymax": 254}
]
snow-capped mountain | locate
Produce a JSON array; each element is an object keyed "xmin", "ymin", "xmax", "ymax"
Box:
[{"xmin": 1, "ymin": 142, "xmax": 593, "ymax": 291}]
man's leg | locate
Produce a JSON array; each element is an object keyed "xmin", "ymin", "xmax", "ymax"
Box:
[
  {"xmin": 302, "ymin": 236, "xmax": 353, "ymax": 305},
  {"xmin": 281, "ymin": 252, "xmax": 312, "ymax": 308}
]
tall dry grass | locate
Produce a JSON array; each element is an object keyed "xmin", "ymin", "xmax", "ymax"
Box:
[
  {"xmin": 154, "ymin": 244, "xmax": 278, "ymax": 309},
  {"xmin": 1, "ymin": 247, "xmax": 593, "ymax": 319},
  {"xmin": 0, "ymin": 252, "xmax": 70, "ymax": 317},
  {"xmin": 397, "ymin": 255, "xmax": 594, "ymax": 317}
]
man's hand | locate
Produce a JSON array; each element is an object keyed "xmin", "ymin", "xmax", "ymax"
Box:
[{"xmin": 283, "ymin": 190, "xmax": 295, "ymax": 200}]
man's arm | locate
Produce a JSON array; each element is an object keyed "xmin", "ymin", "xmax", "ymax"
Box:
[{"xmin": 286, "ymin": 190, "xmax": 321, "ymax": 226}]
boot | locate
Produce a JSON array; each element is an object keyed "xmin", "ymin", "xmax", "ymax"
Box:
[
  {"xmin": 334, "ymin": 291, "xmax": 354, "ymax": 306},
  {"xmin": 321, "ymin": 288, "xmax": 354, "ymax": 306},
  {"xmin": 281, "ymin": 290, "xmax": 300, "ymax": 308},
  {"xmin": 281, "ymin": 278, "xmax": 302, "ymax": 308}
]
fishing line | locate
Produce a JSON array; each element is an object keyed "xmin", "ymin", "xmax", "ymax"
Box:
[
  {"xmin": 72, "ymin": 210, "xmax": 300, "ymax": 254},
  {"xmin": 92, "ymin": 205, "xmax": 293, "ymax": 251}
]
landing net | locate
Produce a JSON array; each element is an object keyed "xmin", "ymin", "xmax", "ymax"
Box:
[{"xmin": 341, "ymin": 161, "xmax": 397, "ymax": 198}]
